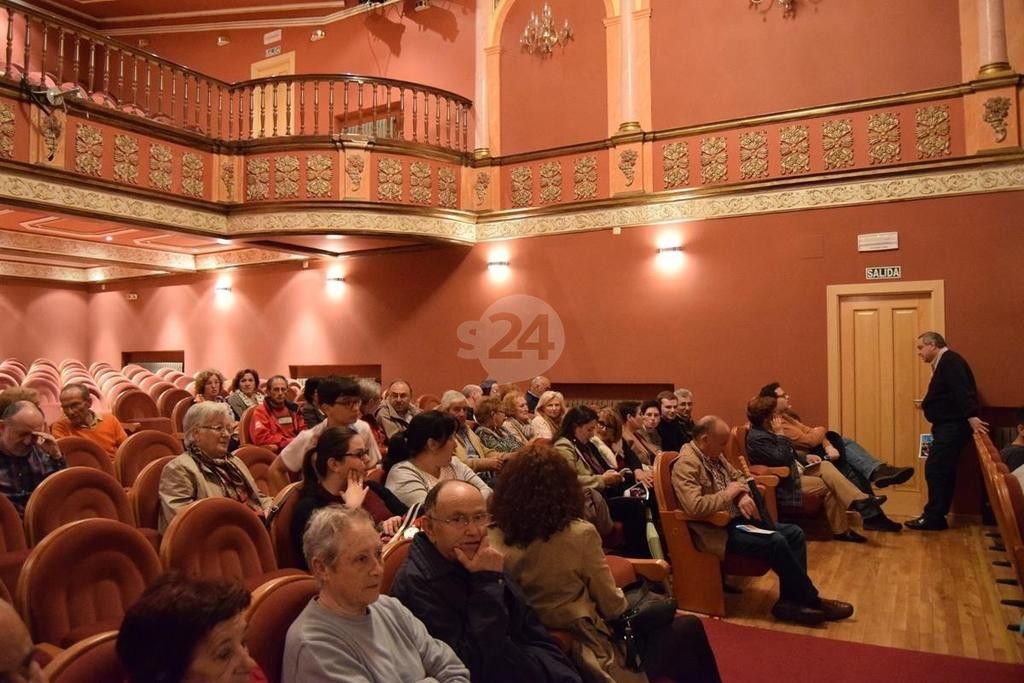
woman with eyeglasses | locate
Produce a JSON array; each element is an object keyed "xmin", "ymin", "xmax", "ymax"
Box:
[
  {"xmin": 291, "ymin": 426, "xmax": 408, "ymax": 570},
  {"xmin": 500, "ymin": 391, "xmax": 534, "ymax": 446},
  {"xmin": 158, "ymin": 402, "xmax": 272, "ymax": 531}
]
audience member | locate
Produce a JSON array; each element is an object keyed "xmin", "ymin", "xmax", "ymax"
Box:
[
  {"xmin": 674, "ymin": 388, "xmax": 696, "ymax": 442},
  {"xmin": 225, "ymin": 368, "xmax": 264, "ymax": 420},
  {"xmin": 618, "ymin": 400, "xmax": 660, "ymax": 466},
  {"xmin": 672, "ymin": 416, "xmax": 854, "ymax": 625},
  {"xmin": 159, "ymin": 402, "xmax": 271, "ymax": 531},
  {"xmin": 280, "ymin": 376, "xmax": 381, "ymax": 471},
  {"xmin": 248, "ymin": 375, "xmax": 305, "ymax": 454},
  {"xmin": 500, "ymin": 391, "xmax": 534, "ymax": 445},
  {"xmin": 392, "ymin": 481, "xmax": 581, "ymax": 683},
  {"xmin": 300, "ymin": 377, "xmax": 325, "ymax": 428},
  {"xmin": 461, "ymin": 384, "xmax": 483, "ymax": 422},
  {"xmin": 596, "ymin": 408, "xmax": 653, "ymax": 489},
  {"xmin": 283, "ymin": 506, "xmax": 470, "ymax": 682},
  {"xmin": 0, "ymin": 401, "xmax": 64, "ymax": 516},
  {"xmin": 117, "ymin": 573, "xmax": 264, "ymax": 683},
  {"xmin": 0, "ymin": 590, "xmax": 46, "ymax": 683},
  {"xmin": 530, "ymin": 390, "xmax": 565, "ymax": 441},
  {"xmin": 377, "ymin": 379, "xmax": 419, "ymax": 440},
  {"xmin": 908, "ymin": 332, "xmax": 988, "ymax": 531},
  {"xmin": 655, "ymin": 390, "xmax": 689, "ymax": 452},
  {"xmin": 1001, "ymin": 407, "xmax": 1024, "ymax": 471},
  {"xmin": 51, "ymin": 382, "xmax": 127, "ymax": 458},
  {"xmin": 745, "ymin": 396, "xmax": 880, "ymax": 543},
  {"xmin": 193, "ymin": 368, "xmax": 227, "ymax": 403},
  {"xmin": 759, "ymin": 382, "xmax": 910, "ymax": 532},
  {"xmin": 441, "ymin": 390, "xmax": 504, "ymax": 483},
  {"xmin": 475, "ymin": 397, "xmax": 523, "ymax": 453},
  {"xmin": 385, "ymin": 411, "xmax": 491, "ymax": 507},
  {"xmin": 525, "ymin": 375, "xmax": 551, "ymax": 413},
  {"xmin": 639, "ymin": 400, "xmax": 663, "ymax": 449},
  {"xmin": 490, "ymin": 444, "xmax": 721, "ymax": 682},
  {"xmin": 0, "ymin": 387, "xmax": 40, "ymax": 415},
  {"xmin": 292, "ymin": 426, "xmax": 406, "ymax": 570},
  {"xmin": 358, "ymin": 378, "xmax": 388, "ymax": 451}
]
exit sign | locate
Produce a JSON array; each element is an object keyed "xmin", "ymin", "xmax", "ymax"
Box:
[{"xmin": 866, "ymin": 266, "xmax": 902, "ymax": 280}]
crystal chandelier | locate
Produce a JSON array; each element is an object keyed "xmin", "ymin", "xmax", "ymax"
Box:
[{"xmin": 520, "ymin": 4, "xmax": 573, "ymax": 56}]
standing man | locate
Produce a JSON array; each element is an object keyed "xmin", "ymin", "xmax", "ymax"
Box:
[
  {"xmin": 51, "ymin": 382, "xmax": 128, "ymax": 459},
  {"xmin": 906, "ymin": 332, "xmax": 988, "ymax": 531},
  {"xmin": 249, "ymin": 375, "xmax": 305, "ymax": 454}
]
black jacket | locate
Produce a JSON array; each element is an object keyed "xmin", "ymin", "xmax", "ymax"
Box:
[
  {"xmin": 922, "ymin": 350, "xmax": 979, "ymax": 424},
  {"xmin": 391, "ymin": 533, "xmax": 581, "ymax": 683}
]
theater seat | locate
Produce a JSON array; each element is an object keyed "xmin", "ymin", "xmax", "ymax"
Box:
[
  {"xmin": 267, "ymin": 457, "xmax": 299, "ymax": 494},
  {"xmin": 268, "ymin": 482, "xmax": 304, "ymax": 570},
  {"xmin": 239, "ymin": 406, "xmax": 256, "ymax": 446},
  {"xmin": 114, "ymin": 430, "xmax": 182, "ymax": 487},
  {"xmin": 16, "ymin": 519, "xmax": 162, "ymax": 648},
  {"xmin": 729, "ymin": 424, "xmax": 824, "ymax": 520},
  {"xmin": 171, "ymin": 396, "xmax": 194, "ymax": 434},
  {"xmin": 0, "ymin": 493, "xmax": 30, "ymax": 599},
  {"xmin": 381, "ymin": 536, "xmax": 413, "ymax": 595},
  {"xmin": 23, "ymin": 468, "xmax": 138, "ymax": 547},
  {"xmin": 246, "ymin": 575, "xmax": 318, "ymax": 683},
  {"xmin": 129, "ymin": 455, "xmax": 175, "ymax": 530},
  {"xmin": 55, "ymin": 437, "xmax": 116, "ymax": 477},
  {"xmin": 160, "ymin": 497, "xmax": 298, "ymax": 590},
  {"xmin": 42, "ymin": 631, "xmax": 123, "ymax": 683},
  {"xmin": 157, "ymin": 388, "xmax": 191, "ymax": 418},
  {"xmin": 234, "ymin": 445, "xmax": 278, "ymax": 496}
]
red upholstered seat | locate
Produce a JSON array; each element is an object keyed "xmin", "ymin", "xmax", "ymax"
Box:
[
  {"xmin": 42, "ymin": 631, "xmax": 124, "ymax": 683},
  {"xmin": 157, "ymin": 388, "xmax": 191, "ymax": 418},
  {"xmin": 16, "ymin": 519, "xmax": 162, "ymax": 648},
  {"xmin": 23, "ymin": 468, "xmax": 135, "ymax": 547},
  {"xmin": 114, "ymin": 430, "xmax": 182, "ymax": 486},
  {"xmin": 381, "ymin": 536, "xmax": 413, "ymax": 596},
  {"xmin": 170, "ymin": 396, "xmax": 194, "ymax": 434},
  {"xmin": 55, "ymin": 437, "xmax": 116, "ymax": 477},
  {"xmin": 0, "ymin": 493, "xmax": 28, "ymax": 599},
  {"xmin": 112, "ymin": 390, "xmax": 160, "ymax": 422},
  {"xmin": 246, "ymin": 575, "xmax": 318, "ymax": 683},
  {"xmin": 129, "ymin": 455, "xmax": 175, "ymax": 530},
  {"xmin": 234, "ymin": 445, "xmax": 278, "ymax": 496},
  {"xmin": 268, "ymin": 482, "xmax": 303, "ymax": 570}
]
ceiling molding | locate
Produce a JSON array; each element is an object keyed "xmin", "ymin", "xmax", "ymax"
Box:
[
  {"xmin": 226, "ymin": 209, "xmax": 477, "ymax": 244},
  {"xmin": 0, "ymin": 228, "xmax": 196, "ymax": 271},
  {"xmin": 194, "ymin": 247, "xmax": 295, "ymax": 270}
]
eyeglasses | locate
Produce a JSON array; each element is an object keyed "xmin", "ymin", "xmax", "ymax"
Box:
[
  {"xmin": 596, "ymin": 421, "xmax": 610, "ymax": 428},
  {"xmin": 430, "ymin": 512, "xmax": 491, "ymax": 529},
  {"xmin": 345, "ymin": 448, "xmax": 370, "ymax": 459},
  {"xmin": 333, "ymin": 397, "xmax": 362, "ymax": 408},
  {"xmin": 198, "ymin": 424, "xmax": 233, "ymax": 435}
]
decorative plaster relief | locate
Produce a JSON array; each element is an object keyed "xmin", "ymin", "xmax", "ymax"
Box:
[
  {"xmin": 410, "ymin": 161, "xmax": 432, "ymax": 205},
  {"xmin": 377, "ymin": 158, "xmax": 403, "ymax": 202},
  {"xmin": 220, "ymin": 161, "xmax": 235, "ymax": 201},
  {"xmin": 307, "ymin": 154, "xmax": 332, "ymax": 198},
  {"xmin": 181, "ymin": 152, "xmax": 204, "ymax": 198},
  {"xmin": 779, "ymin": 125, "xmax": 810, "ymax": 175},
  {"xmin": 511, "ymin": 166, "xmax": 533, "ymax": 208},
  {"xmin": 662, "ymin": 142, "xmax": 689, "ymax": 188},
  {"xmin": 983, "ymin": 96, "xmax": 1011, "ymax": 143},
  {"xmin": 700, "ymin": 137, "xmax": 727, "ymax": 184},
  {"xmin": 0, "ymin": 103, "xmax": 14, "ymax": 159},
  {"xmin": 915, "ymin": 105, "xmax": 950, "ymax": 160},
  {"xmin": 246, "ymin": 158, "xmax": 270, "ymax": 200},
  {"xmin": 438, "ymin": 167, "xmax": 457, "ymax": 209},
  {"xmin": 822, "ymin": 119, "xmax": 854, "ymax": 170},
  {"xmin": 346, "ymin": 155, "xmax": 364, "ymax": 191},
  {"xmin": 113, "ymin": 135, "xmax": 139, "ymax": 185},
  {"xmin": 274, "ymin": 155, "xmax": 299, "ymax": 199},
  {"xmin": 868, "ymin": 112, "xmax": 901, "ymax": 165},
  {"xmin": 149, "ymin": 144, "xmax": 172, "ymax": 191},
  {"xmin": 539, "ymin": 161, "xmax": 562, "ymax": 204},
  {"xmin": 573, "ymin": 156, "xmax": 598, "ymax": 200},
  {"xmin": 618, "ymin": 149, "xmax": 638, "ymax": 187},
  {"xmin": 740, "ymin": 130, "xmax": 768, "ymax": 180},
  {"xmin": 75, "ymin": 124, "xmax": 103, "ymax": 176},
  {"xmin": 474, "ymin": 171, "xmax": 490, "ymax": 207}
]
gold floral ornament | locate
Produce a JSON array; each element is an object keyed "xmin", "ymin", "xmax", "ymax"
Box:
[
  {"xmin": 618, "ymin": 149, "xmax": 639, "ymax": 187},
  {"xmin": 377, "ymin": 158, "xmax": 403, "ymax": 202},
  {"xmin": 275, "ymin": 155, "xmax": 299, "ymax": 199},
  {"xmin": 474, "ymin": 171, "xmax": 490, "ymax": 207},
  {"xmin": 41, "ymin": 111, "xmax": 63, "ymax": 162},
  {"xmin": 867, "ymin": 112, "xmax": 900, "ymax": 165},
  {"xmin": 539, "ymin": 161, "xmax": 562, "ymax": 204},
  {"xmin": 740, "ymin": 130, "xmax": 768, "ymax": 180},
  {"xmin": 573, "ymin": 156, "xmax": 598, "ymax": 200},
  {"xmin": 663, "ymin": 142, "xmax": 689, "ymax": 188},
  {"xmin": 345, "ymin": 155, "xmax": 364, "ymax": 191},
  {"xmin": 246, "ymin": 158, "xmax": 270, "ymax": 200},
  {"xmin": 983, "ymin": 96, "xmax": 1011, "ymax": 143},
  {"xmin": 822, "ymin": 119, "xmax": 854, "ymax": 170},
  {"xmin": 220, "ymin": 161, "xmax": 235, "ymax": 201},
  {"xmin": 182, "ymin": 152, "xmax": 204, "ymax": 198},
  {"xmin": 75, "ymin": 124, "xmax": 103, "ymax": 177},
  {"xmin": 307, "ymin": 155, "xmax": 332, "ymax": 198},
  {"xmin": 113, "ymin": 135, "xmax": 139, "ymax": 184},
  {"xmin": 0, "ymin": 103, "xmax": 14, "ymax": 159},
  {"xmin": 779, "ymin": 125, "xmax": 810, "ymax": 176},
  {"xmin": 915, "ymin": 105, "xmax": 950, "ymax": 160},
  {"xmin": 410, "ymin": 161, "xmax": 432, "ymax": 205},
  {"xmin": 149, "ymin": 144, "xmax": 172, "ymax": 191},
  {"xmin": 700, "ymin": 136, "xmax": 727, "ymax": 184},
  {"xmin": 438, "ymin": 167, "xmax": 457, "ymax": 208},
  {"xmin": 511, "ymin": 166, "xmax": 533, "ymax": 208}
]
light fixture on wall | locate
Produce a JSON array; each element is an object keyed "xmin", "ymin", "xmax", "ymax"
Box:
[
  {"xmin": 520, "ymin": 4, "xmax": 573, "ymax": 56},
  {"xmin": 487, "ymin": 251, "xmax": 511, "ymax": 282},
  {"xmin": 326, "ymin": 268, "xmax": 345, "ymax": 297},
  {"xmin": 310, "ymin": 29, "xmax": 327, "ymax": 42},
  {"xmin": 326, "ymin": 273, "xmax": 345, "ymax": 284},
  {"xmin": 655, "ymin": 238, "xmax": 685, "ymax": 274},
  {"xmin": 749, "ymin": 0, "xmax": 796, "ymax": 18},
  {"xmin": 216, "ymin": 35, "xmax": 231, "ymax": 47},
  {"xmin": 656, "ymin": 246, "xmax": 683, "ymax": 255},
  {"xmin": 215, "ymin": 281, "xmax": 232, "ymax": 294}
]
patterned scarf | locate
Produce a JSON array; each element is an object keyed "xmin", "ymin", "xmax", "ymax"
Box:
[{"xmin": 187, "ymin": 442, "xmax": 263, "ymax": 515}]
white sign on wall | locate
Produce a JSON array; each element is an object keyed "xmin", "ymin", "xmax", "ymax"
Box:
[
  {"xmin": 857, "ymin": 231, "xmax": 899, "ymax": 252},
  {"xmin": 866, "ymin": 266, "xmax": 902, "ymax": 280},
  {"xmin": 265, "ymin": 45, "xmax": 282, "ymax": 58},
  {"xmin": 263, "ymin": 29, "xmax": 282, "ymax": 45}
]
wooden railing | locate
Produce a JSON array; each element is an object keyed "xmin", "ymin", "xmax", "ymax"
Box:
[{"xmin": 0, "ymin": 0, "xmax": 471, "ymax": 152}]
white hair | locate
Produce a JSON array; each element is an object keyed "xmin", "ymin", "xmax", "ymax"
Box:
[
  {"xmin": 182, "ymin": 401, "xmax": 232, "ymax": 447},
  {"xmin": 440, "ymin": 389, "xmax": 466, "ymax": 410}
]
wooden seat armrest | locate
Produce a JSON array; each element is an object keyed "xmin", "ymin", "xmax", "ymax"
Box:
[
  {"xmin": 749, "ymin": 464, "xmax": 790, "ymax": 478},
  {"xmin": 752, "ymin": 474, "xmax": 779, "ymax": 488},
  {"xmin": 673, "ymin": 510, "xmax": 731, "ymax": 527},
  {"xmin": 625, "ymin": 558, "xmax": 671, "ymax": 583}
]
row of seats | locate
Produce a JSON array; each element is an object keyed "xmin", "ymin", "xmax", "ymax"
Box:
[{"xmin": 976, "ymin": 432, "xmax": 1024, "ymax": 630}]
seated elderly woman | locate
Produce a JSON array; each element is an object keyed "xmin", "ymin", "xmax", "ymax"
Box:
[
  {"xmin": 291, "ymin": 426, "xmax": 407, "ymax": 570},
  {"xmin": 193, "ymin": 368, "xmax": 228, "ymax": 404},
  {"xmin": 117, "ymin": 573, "xmax": 266, "ymax": 683},
  {"xmin": 158, "ymin": 402, "xmax": 272, "ymax": 531},
  {"xmin": 489, "ymin": 445, "xmax": 721, "ymax": 683},
  {"xmin": 226, "ymin": 368, "xmax": 264, "ymax": 420},
  {"xmin": 474, "ymin": 397, "xmax": 523, "ymax": 453},
  {"xmin": 283, "ymin": 505, "xmax": 471, "ymax": 682},
  {"xmin": 384, "ymin": 411, "xmax": 491, "ymax": 508},
  {"xmin": 500, "ymin": 390, "xmax": 534, "ymax": 445},
  {"xmin": 530, "ymin": 391, "xmax": 565, "ymax": 441}
]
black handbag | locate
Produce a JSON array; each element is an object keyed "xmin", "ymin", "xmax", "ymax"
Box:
[{"xmin": 610, "ymin": 579, "xmax": 678, "ymax": 672}]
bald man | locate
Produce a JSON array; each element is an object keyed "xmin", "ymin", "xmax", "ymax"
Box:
[
  {"xmin": 0, "ymin": 600, "xmax": 47, "ymax": 683},
  {"xmin": 0, "ymin": 401, "xmax": 65, "ymax": 516}
]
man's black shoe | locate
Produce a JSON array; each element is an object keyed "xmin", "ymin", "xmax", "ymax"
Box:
[
  {"xmin": 771, "ymin": 600, "xmax": 827, "ymax": 625},
  {"xmin": 863, "ymin": 514, "xmax": 902, "ymax": 532},
  {"xmin": 849, "ymin": 495, "xmax": 887, "ymax": 515},
  {"xmin": 904, "ymin": 515, "xmax": 948, "ymax": 531},
  {"xmin": 833, "ymin": 529, "xmax": 868, "ymax": 543},
  {"xmin": 819, "ymin": 598, "xmax": 855, "ymax": 621},
  {"xmin": 871, "ymin": 464, "xmax": 915, "ymax": 489}
]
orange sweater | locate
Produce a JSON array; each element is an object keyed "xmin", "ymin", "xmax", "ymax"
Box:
[{"xmin": 50, "ymin": 413, "xmax": 128, "ymax": 458}]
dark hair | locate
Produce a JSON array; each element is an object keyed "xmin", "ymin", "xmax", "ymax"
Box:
[
  {"xmin": 597, "ymin": 407, "xmax": 622, "ymax": 442},
  {"xmin": 316, "ymin": 375, "xmax": 361, "ymax": 406},
  {"xmin": 230, "ymin": 369, "xmax": 260, "ymax": 393},
  {"xmin": 656, "ymin": 390, "xmax": 676, "ymax": 404},
  {"xmin": 491, "ymin": 444, "xmax": 584, "ymax": 547},
  {"xmin": 616, "ymin": 400, "xmax": 640, "ymax": 423},
  {"xmin": 640, "ymin": 399, "xmax": 660, "ymax": 415},
  {"xmin": 384, "ymin": 410, "xmax": 457, "ymax": 471},
  {"xmin": 60, "ymin": 382, "xmax": 91, "ymax": 402},
  {"xmin": 303, "ymin": 376, "xmax": 321, "ymax": 403},
  {"xmin": 117, "ymin": 573, "xmax": 250, "ymax": 683},
  {"xmin": 1015, "ymin": 406, "xmax": 1024, "ymax": 428},
  {"xmin": 746, "ymin": 395, "xmax": 777, "ymax": 430},
  {"xmin": 263, "ymin": 374, "xmax": 288, "ymax": 391},
  {"xmin": 759, "ymin": 382, "xmax": 781, "ymax": 398},
  {"xmin": 301, "ymin": 426, "xmax": 360, "ymax": 494},
  {"xmin": 556, "ymin": 405, "xmax": 598, "ymax": 442}
]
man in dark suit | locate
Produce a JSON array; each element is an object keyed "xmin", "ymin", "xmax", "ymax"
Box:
[{"xmin": 906, "ymin": 331, "xmax": 989, "ymax": 531}]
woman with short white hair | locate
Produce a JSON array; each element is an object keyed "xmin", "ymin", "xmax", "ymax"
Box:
[{"xmin": 283, "ymin": 505, "xmax": 470, "ymax": 683}]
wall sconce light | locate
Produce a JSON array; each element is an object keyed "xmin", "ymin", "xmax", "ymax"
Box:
[
  {"xmin": 656, "ymin": 246, "xmax": 683, "ymax": 255},
  {"xmin": 326, "ymin": 269, "xmax": 345, "ymax": 297},
  {"xmin": 310, "ymin": 29, "xmax": 327, "ymax": 42},
  {"xmin": 487, "ymin": 259, "xmax": 511, "ymax": 269},
  {"xmin": 655, "ymin": 240, "xmax": 685, "ymax": 273},
  {"xmin": 326, "ymin": 274, "xmax": 345, "ymax": 284},
  {"xmin": 216, "ymin": 35, "xmax": 231, "ymax": 47},
  {"xmin": 136, "ymin": 38, "xmax": 150, "ymax": 48},
  {"xmin": 215, "ymin": 282, "xmax": 232, "ymax": 294},
  {"xmin": 487, "ymin": 253, "xmax": 511, "ymax": 282}
]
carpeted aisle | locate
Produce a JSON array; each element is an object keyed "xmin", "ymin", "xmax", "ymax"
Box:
[{"xmin": 703, "ymin": 618, "xmax": 1024, "ymax": 682}]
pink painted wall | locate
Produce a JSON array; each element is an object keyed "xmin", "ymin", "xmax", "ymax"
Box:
[
  {"xmin": 650, "ymin": 0, "xmax": 963, "ymax": 129},
  {"xmin": 0, "ymin": 283, "xmax": 89, "ymax": 362}
]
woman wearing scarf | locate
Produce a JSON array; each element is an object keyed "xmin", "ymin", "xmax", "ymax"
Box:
[{"xmin": 158, "ymin": 401, "xmax": 272, "ymax": 531}]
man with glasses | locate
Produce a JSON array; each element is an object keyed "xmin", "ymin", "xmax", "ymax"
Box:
[
  {"xmin": 392, "ymin": 480, "xmax": 580, "ymax": 683},
  {"xmin": 51, "ymin": 382, "xmax": 127, "ymax": 459},
  {"xmin": 249, "ymin": 375, "xmax": 305, "ymax": 454},
  {"xmin": 280, "ymin": 375, "xmax": 382, "ymax": 471},
  {"xmin": 0, "ymin": 401, "xmax": 64, "ymax": 517}
]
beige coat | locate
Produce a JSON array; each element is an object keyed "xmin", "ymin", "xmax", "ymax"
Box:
[
  {"xmin": 453, "ymin": 427, "xmax": 499, "ymax": 472},
  {"xmin": 670, "ymin": 441, "xmax": 746, "ymax": 559},
  {"xmin": 158, "ymin": 451, "xmax": 272, "ymax": 531}
]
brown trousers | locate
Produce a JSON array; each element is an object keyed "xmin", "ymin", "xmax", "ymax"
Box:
[{"xmin": 800, "ymin": 460, "xmax": 866, "ymax": 533}]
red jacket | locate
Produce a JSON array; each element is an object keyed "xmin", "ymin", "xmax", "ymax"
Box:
[{"xmin": 249, "ymin": 401, "xmax": 305, "ymax": 451}]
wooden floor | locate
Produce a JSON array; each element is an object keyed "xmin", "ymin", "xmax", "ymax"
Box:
[{"xmin": 715, "ymin": 517, "xmax": 1024, "ymax": 663}]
